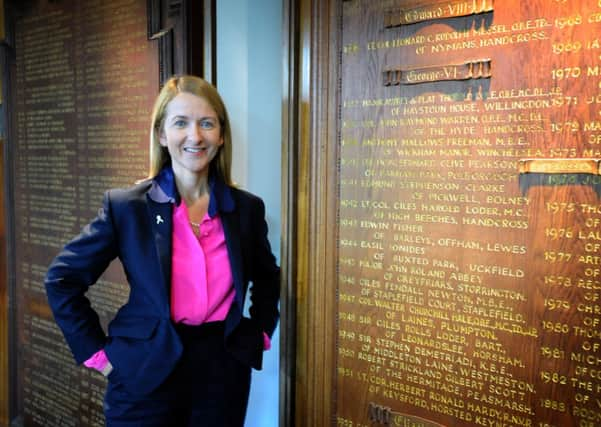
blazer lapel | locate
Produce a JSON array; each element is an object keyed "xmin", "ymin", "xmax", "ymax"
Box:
[
  {"xmin": 147, "ymin": 197, "xmax": 173, "ymax": 309},
  {"xmin": 221, "ymin": 211, "xmax": 245, "ymax": 312}
]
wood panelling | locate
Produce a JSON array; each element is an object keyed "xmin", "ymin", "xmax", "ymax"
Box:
[
  {"xmin": 0, "ymin": 0, "xmax": 217, "ymax": 424},
  {"xmin": 0, "ymin": 0, "xmax": 7, "ymax": 423},
  {"xmin": 280, "ymin": 0, "xmax": 299, "ymax": 424},
  {"xmin": 286, "ymin": 0, "xmax": 341, "ymax": 425},
  {"xmin": 1, "ymin": 138, "xmax": 8, "ymax": 427},
  {"xmin": 289, "ymin": 1, "xmax": 601, "ymax": 426}
]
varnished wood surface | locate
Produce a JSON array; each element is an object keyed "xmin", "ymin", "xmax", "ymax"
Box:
[
  {"xmin": 291, "ymin": 1, "xmax": 601, "ymax": 426},
  {"xmin": 0, "ymin": 1, "xmax": 6, "ymax": 423},
  {"xmin": 4, "ymin": 1, "xmax": 159, "ymax": 424},
  {"xmin": 0, "ymin": 139, "xmax": 9, "ymax": 427},
  {"xmin": 289, "ymin": 0, "xmax": 341, "ymax": 425},
  {"xmin": 280, "ymin": 0, "xmax": 299, "ymax": 425}
]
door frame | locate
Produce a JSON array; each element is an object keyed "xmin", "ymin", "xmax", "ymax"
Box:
[{"xmin": 281, "ymin": 1, "xmax": 341, "ymax": 425}]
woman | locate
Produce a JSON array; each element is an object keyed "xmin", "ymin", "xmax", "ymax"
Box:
[{"xmin": 45, "ymin": 75, "xmax": 280, "ymax": 426}]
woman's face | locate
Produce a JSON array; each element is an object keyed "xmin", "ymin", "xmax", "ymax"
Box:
[{"xmin": 159, "ymin": 92, "xmax": 223, "ymax": 180}]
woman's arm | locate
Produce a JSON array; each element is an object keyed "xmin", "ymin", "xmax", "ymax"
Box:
[
  {"xmin": 247, "ymin": 197, "xmax": 281, "ymax": 339},
  {"xmin": 45, "ymin": 190, "xmax": 119, "ymax": 363}
]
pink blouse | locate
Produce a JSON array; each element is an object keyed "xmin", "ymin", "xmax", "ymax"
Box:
[{"xmin": 170, "ymin": 201, "xmax": 234, "ymax": 324}]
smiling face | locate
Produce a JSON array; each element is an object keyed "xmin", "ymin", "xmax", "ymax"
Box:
[{"xmin": 159, "ymin": 92, "xmax": 224, "ymax": 181}]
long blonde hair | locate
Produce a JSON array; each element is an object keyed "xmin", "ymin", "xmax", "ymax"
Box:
[{"xmin": 148, "ymin": 75, "xmax": 233, "ymax": 185}]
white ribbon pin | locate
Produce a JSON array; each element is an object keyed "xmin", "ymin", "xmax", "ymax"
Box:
[{"xmin": 156, "ymin": 215, "xmax": 164, "ymax": 225}]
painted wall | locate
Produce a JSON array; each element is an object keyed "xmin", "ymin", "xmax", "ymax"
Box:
[{"xmin": 217, "ymin": 1, "xmax": 282, "ymax": 426}]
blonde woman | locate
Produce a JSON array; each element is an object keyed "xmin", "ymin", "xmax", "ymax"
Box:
[{"xmin": 45, "ymin": 75, "xmax": 280, "ymax": 426}]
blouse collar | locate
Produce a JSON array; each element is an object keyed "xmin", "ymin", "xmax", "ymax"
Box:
[{"xmin": 148, "ymin": 166, "xmax": 235, "ymax": 217}]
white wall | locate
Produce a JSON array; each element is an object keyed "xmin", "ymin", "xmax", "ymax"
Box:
[{"xmin": 217, "ymin": 1, "xmax": 282, "ymax": 426}]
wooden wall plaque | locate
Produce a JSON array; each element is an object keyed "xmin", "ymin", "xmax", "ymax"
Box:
[
  {"xmin": 292, "ymin": 0, "xmax": 601, "ymax": 426},
  {"xmin": 336, "ymin": 0, "xmax": 601, "ymax": 425},
  {"xmin": 1, "ymin": 0, "xmax": 215, "ymax": 424},
  {"xmin": 5, "ymin": 1, "xmax": 159, "ymax": 425}
]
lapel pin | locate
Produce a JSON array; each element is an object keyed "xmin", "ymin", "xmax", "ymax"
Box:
[{"xmin": 156, "ymin": 215, "xmax": 164, "ymax": 225}]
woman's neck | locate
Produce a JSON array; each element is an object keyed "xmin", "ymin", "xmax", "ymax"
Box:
[{"xmin": 174, "ymin": 170, "xmax": 210, "ymax": 204}]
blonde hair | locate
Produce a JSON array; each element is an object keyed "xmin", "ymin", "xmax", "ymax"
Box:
[{"xmin": 148, "ymin": 75, "xmax": 233, "ymax": 185}]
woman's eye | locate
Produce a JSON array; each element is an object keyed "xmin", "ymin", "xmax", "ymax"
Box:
[
  {"xmin": 199, "ymin": 119, "xmax": 216, "ymax": 130},
  {"xmin": 174, "ymin": 119, "xmax": 187, "ymax": 128}
]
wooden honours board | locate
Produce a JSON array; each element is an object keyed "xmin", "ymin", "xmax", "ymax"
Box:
[
  {"xmin": 10, "ymin": 0, "xmax": 158, "ymax": 425},
  {"xmin": 334, "ymin": 1, "xmax": 601, "ymax": 426}
]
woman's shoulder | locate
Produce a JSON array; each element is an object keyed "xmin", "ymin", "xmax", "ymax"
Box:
[
  {"xmin": 228, "ymin": 186, "xmax": 265, "ymax": 206},
  {"xmin": 106, "ymin": 179, "xmax": 153, "ymax": 203}
]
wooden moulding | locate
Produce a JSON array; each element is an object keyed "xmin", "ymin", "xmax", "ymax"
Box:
[
  {"xmin": 384, "ymin": 0, "xmax": 494, "ymax": 27},
  {"xmin": 289, "ymin": 0, "xmax": 340, "ymax": 426},
  {"xmin": 147, "ymin": 0, "xmax": 214, "ymax": 85},
  {"xmin": 0, "ymin": 139, "xmax": 8, "ymax": 427},
  {"xmin": 383, "ymin": 59, "xmax": 491, "ymax": 85},
  {"xmin": 518, "ymin": 158, "xmax": 601, "ymax": 175}
]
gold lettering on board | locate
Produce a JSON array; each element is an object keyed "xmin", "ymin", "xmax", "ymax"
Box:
[
  {"xmin": 384, "ymin": 60, "xmax": 492, "ymax": 86},
  {"xmin": 518, "ymin": 158, "xmax": 601, "ymax": 175},
  {"xmin": 384, "ymin": 0, "xmax": 494, "ymax": 27}
]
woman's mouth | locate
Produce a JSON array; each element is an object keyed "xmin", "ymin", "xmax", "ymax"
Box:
[{"xmin": 184, "ymin": 147, "xmax": 206, "ymax": 153}]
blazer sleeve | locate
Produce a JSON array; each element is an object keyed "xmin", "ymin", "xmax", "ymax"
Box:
[
  {"xmin": 247, "ymin": 197, "xmax": 280, "ymax": 338},
  {"xmin": 45, "ymin": 190, "xmax": 119, "ymax": 364}
]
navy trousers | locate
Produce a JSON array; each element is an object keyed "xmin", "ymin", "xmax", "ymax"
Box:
[{"xmin": 103, "ymin": 321, "xmax": 252, "ymax": 427}]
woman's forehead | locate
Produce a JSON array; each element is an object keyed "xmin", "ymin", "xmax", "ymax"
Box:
[{"xmin": 165, "ymin": 92, "xmax": 217, "ymax": 117}]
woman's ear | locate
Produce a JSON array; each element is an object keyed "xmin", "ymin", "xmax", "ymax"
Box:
[{"xmin": 158, "ymin": 127, "xmax": 167, "ymax": 146}]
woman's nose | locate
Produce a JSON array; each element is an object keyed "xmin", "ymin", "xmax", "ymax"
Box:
[{"xmin": 188, "ymin": 123, "xmax": 203, "ymax": 141}]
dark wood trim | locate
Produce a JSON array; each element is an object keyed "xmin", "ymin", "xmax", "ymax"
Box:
[
  {"xmin": 0, "ymin": 137, "xmax": 7, "ymax": 427},
  {"xmin": 286, "ymin": 0, "xmax": 341, "ymax": 425},
  {"xmin": 153, "ymin": 28, "xmax": 174, "ymax": 86},
  {"xmin": 185, "ymin": 0, "xmax": 202, "ymax": 79},
  {"xmin": 280, "ymin": 0, "xmax": 299, "ymax": 425},
  {"xmin": 147, "ymin": 0, "xmax": 161, "ymax": 39},
  {"xmin": 1, "ymin": 4, "xmax": 17, "ymax": 425},
  {"xmin": 165, "ymin": 0, "xmax": 184, "ymax": 75},
  {"xmin": 147, "ymin": 0, "xmax": 173, "ymax": 85},
  {"xmin": 200, "ymin": 0, "xmax": 216, "ymax": 85},
  {"xmin": 147, "ymin": 0, "xmax": 215, "ymax": 84},
  {"xmin": 0, "ymin": 135, "xmax": 7, "ymax": 427}
]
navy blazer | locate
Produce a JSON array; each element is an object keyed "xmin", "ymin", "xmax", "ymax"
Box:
[{"xmin": 45, "ymin": 167, "xmax": 280, "ymax": 396}]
